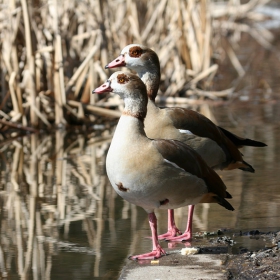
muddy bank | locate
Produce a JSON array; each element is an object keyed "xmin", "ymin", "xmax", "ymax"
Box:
[
  {"xmin": 225, "ymin": 230, "xmax": 280, "ymax": 279},
  {"xmin": 119, "ymin": 230, "xmax": 280, "ymax": 280}
]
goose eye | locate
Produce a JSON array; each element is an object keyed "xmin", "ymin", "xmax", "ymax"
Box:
[
  {"xmin": 129, "ymin": 47, "xmax": 142, "ymax": 58},
  {"xmin": 117, "ymin": 74, "xmax": 129, "ymax": 84}
]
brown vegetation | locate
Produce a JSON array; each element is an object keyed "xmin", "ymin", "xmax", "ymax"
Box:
[{"xmin": 0, "ymin": 0, "xmax": 273, "ymax": 131}]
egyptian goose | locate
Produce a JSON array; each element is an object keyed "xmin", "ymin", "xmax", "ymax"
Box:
[
  {"xmin": 93, "ymin": 71, "xmax": 234, "ymax": 260},
  {"xmin": 105, "ymin": 44, "xmax": 266, "ymax": 241}
]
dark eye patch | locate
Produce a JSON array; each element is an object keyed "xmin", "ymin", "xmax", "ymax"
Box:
[
  {"xmin": 129, "ymin": 46, "xmax": 143, "ymax": 58},
  {"xmin": 117, "ymin": 73, "xmax": 130, "ymax": 84}
]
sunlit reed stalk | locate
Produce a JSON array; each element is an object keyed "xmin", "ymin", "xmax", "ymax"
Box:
[{"xmin": 21, "ymin": 0, "xmax": 37, "ymax": 127}]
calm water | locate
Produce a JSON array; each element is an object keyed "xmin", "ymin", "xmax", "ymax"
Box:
[{"xmin": 1, "ymin": 28, "xmax": 280, "ymax": 280}]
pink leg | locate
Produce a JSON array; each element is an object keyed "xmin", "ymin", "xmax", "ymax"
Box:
[
  {"xmin": 158, "ymin": 209, "xmax": 182, "ymax": 240},
  {"xmin": 129, "ymin": 212, "xmax": 166, "ymax": 260},
  {"xmin": 166, "ymin": 205, "xmax": 194, "ymax": 242}
]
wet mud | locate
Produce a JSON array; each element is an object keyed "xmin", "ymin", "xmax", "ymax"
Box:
[{"xmin": 224, "ymin": 230, "xmax": 280, "ymax": 279}]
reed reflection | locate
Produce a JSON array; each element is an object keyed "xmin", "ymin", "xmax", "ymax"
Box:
[{"xmin": 0, "ymin": 128, "xmax": 125, "ymax": 279}]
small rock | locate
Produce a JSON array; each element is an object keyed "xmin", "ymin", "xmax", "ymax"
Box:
[
  {"xmin": 249, "ymin": 230, "xmax": 260, "ymax": 235},
  {"xmin": 253, "ymin": 259, "xmax": 261, "ymax": 266},
  {"xmin": 264, "ymin": 249, "xmax": 272, "ymax": 253},
  {"xmin": 256, "ymin": 252, "xmax": 266, "ymax": 258},
  {"xmin": 239, "ymin": 247, "xmax": 248, "ymax": 253}
]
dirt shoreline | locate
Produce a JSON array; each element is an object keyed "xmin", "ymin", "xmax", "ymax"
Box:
[
  {"xmin": 119, "ymin": 230, "xmax": 280, "ymax": 280},
  {"xmin": 225, "ymin": 230, "xmax": 280, "ymax": 279}
]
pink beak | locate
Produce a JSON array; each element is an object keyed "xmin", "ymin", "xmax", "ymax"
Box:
[
  {"xmin": 105, "ymin": 54, "xmax": 126, "ymax": 69},
  {"xmin": 92, "ymin": 81, "xmax": 113, "ymax": 94}
]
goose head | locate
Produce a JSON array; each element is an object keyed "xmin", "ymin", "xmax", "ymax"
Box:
[
  {"xmin": 105, "ymin": 44, "xmax": 160, "ymax": 101},
  {"xmin": 93, "ymin": 71, "xmax": 148, "ymax": 121}
]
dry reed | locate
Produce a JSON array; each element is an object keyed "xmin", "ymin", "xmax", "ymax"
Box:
[{"xmin": 0, "ymin": 0, "xmax": 274, "ymax": 131}]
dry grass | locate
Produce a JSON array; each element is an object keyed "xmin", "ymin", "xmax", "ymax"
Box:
[{"xmin": 0, "ymin": 0, "xmax": 274, "ymax": 130}]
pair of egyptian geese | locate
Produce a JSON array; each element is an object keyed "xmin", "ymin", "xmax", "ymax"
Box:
[{"xmin": 93, "ymin": 44, "xmax": 266, "ymax": 260}]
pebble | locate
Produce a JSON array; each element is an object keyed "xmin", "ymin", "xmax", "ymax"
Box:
[
  {"xmin": 239, "ymin": 247, "xmax": 248, "ymax": 253},
  {"xmin": 264, "ymin": 249, "xmax": 272, "ymax": 253},
  {"xmin": 256, "ymin": 252, "xmax": 266, "ymax": 258},
  {"xmin": 249, "ymin": 230, "xmax": 260, "ymax": 235},
  {"xmin": 253, "ymin": 259, "xmax": 261, "ymax": 266}
]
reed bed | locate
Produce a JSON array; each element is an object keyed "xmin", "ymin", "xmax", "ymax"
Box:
[{"xmin": 0, "ymin": 0, "xmax": 274, "ymax": 130}]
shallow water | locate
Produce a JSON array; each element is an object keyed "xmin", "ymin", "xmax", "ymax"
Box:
[{"xmin": 1, "ymin": 23, "xmax": 280, "ymax": 280}]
